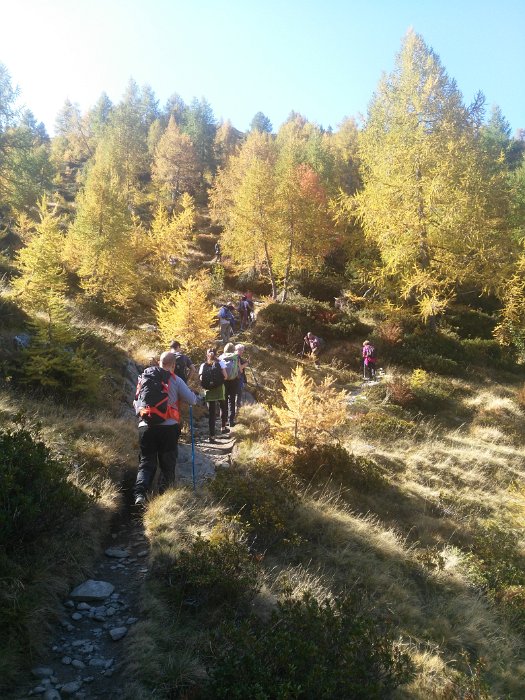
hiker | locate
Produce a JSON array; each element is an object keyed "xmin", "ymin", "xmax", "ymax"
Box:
[
  {"xmin": 199, "ymin": 348, "xmax": 228, "ymax": 443},
  {"xmin": 238, "ymin": 295, "xmax": 250, "ymax": 330},
  {"xmin": 219, "ymin": 342, "xmax": 241, "ymax": 427},
  {"xmin": 303, "ymin": 331, "xmax": 322, "ymax": 367},
  {"xmin": 218, "ymin": 302, "xmax": 236, "ymax": 345},
  {"xmin": 133, "ymin": 351, "xmax": 199, "ymax": 507},
  {"xmin": 169, "ymin": 340, "xmax": 196, "ymax": 384},
  {"xmin": 245, "ymin": 291, "xmax": 256, "ymax": 326},
  {"xmin": 362, "ymin": 340, "xmax": 377, "ymax": 380},
  {"xmin": 214, "ymin": 241, "xmax": 222, "ymax": 261},
  {"xmin": 235, "ymin": 343, "xmax": 249, "ymax": 409}
]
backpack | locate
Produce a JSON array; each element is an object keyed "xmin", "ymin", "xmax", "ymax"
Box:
[
  {"xmin": 201, "ymin": 361, "xmax": 225, "ymax": 390},
  {"xmin": 135, "ymin": 366, "xmax": 173, "ymax": 425},
  {"xmin": 221, "ymin": 352, "xmax": 239, "ymax": 380},
  {"xmin": 173, "ymin": 352, "xmax": 188, "ymax": 382}
]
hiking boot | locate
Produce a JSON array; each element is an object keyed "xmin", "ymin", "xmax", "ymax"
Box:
[
  {"xmin": 209, "ymin": 436, "xmax": 217, "ymax": 443},
  {"xmin": 221, "ymin": 426, "xmax": 229, "ymax": 434},
  {"xmin": 134, "ymin": 494, "xmax": 146, "ymax": 508}
]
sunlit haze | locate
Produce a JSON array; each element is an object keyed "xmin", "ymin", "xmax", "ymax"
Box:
[{"xmin": 2, "ymin": 0, "xmax": 524, "ymax": 135}]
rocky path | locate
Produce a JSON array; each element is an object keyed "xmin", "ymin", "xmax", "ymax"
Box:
[{"xmin": 17, "ymin": 405, "xmax": 244, "ymax": 700}]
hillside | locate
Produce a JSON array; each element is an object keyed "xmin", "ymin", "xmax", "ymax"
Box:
[{"xmin": 2, "ymin": 259, "xmax": 525, "ymax": 697}]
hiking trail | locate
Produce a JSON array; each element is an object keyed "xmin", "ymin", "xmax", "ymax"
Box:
[{"xmin": 16, "ymin": 389, "xmax": 255, "ymax": 700}]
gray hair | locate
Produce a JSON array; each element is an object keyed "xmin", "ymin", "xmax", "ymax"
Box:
[
  {"xmin": 160, "ymin": 351, "xmax": 176, "ymax": 369},
  {"xmin": 235, "ymin": 344, "xmax": 245, "ymax": 352}
]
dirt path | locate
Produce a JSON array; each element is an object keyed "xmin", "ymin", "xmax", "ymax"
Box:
[{"xmin": 17, "ymin": 407, "xmax": 240, "ymax": 700}]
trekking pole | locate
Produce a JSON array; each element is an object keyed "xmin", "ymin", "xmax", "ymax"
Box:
[
  {"xmin": 189, "ymin": 405, "xmax": 196, "ymax": 491},
  {"xmin": 301, "ymin": 339, "xmax": 307, "ymax": 358}
]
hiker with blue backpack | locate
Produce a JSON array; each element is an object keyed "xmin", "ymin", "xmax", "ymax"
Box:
[
  {"xmin": 218, "ymin": 302, "xmax": 236, "ymax": 345},
  {"xmin": 219, "ymin": 342, "xmax": 241, "ymax": 428},
  {"xmin": 133, "ymin": 351, "xmax": 200, "ymax": 507},
  {"xmin": 199, "ymin": 348, "xmax": 229, "ymax": 443},
  {"xmin": 362, "ymin": 340, "xmax": 377, "ymax": 380}
]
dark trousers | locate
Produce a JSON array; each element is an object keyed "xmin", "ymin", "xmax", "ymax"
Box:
[
  {"xmin": 134, "ymin": 424, "xmax": 180, "ymax": 497},
  {"xmin": 224, "ymin": 377, "xmax": 240, "ymax": 424},
  {"xmin": 208, "ymin": 399, "xmax": 227, "ymax": 436}
]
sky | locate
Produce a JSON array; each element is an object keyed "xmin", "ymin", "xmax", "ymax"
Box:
[{"xmin": 2, "ymin": 0, "xmax": 524, "ymax": 136}]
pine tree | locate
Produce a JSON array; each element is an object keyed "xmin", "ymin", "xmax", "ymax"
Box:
[
  {"xmin": 65, "ymin": 155, "xmax": 139, "ymax": 308},
  {"xmin": 356, "ymin": 29, "xmax": 512, "ymax": 324},
  {"xmin": 270, "ymin": 366, "xmax": 347, "ymax": 446},
  {"xmin": 152, "ymin": 116, "xmax": 200, "ymax": 200},
  {"xmin": 13, "ymin": 197, "xmax": 68, "ymax": 311},
  {"xmin": 155, "ymin": 276, "xmax": 217, "ymax": 349},
  {"xmin": 143, "ymin": 194, "xmax": 196, "ymax": 288}
]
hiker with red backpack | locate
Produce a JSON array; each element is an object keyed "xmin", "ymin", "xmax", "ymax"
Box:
[
  {"xmin": 133, "ymin": 351, "xmax": 199, "ymax": 507},
  {"xmin": 219, "ymin": 342, "xmax": 241, "ymax": 428},
  {"xmin": 199, "ymin": 348, "xmax": 229, "ymax": 443},
  {"xmin": 362, "ymin": 340, "xmax": 377, "ymax": 380}
]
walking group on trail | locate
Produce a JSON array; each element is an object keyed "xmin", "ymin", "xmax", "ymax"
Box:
[
  {"xmin": 133, "ymin": 328, "xmax": 251, "ymax": 505},
  {"xmin": 132, "ymin": 294, "xmax": 379, "ymax": 507},
  {"xmin": 217, "ymin": 293, "xmax": 256, "ymax": 344}
]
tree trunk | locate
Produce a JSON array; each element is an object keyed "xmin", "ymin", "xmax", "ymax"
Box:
[
  {"xmin": 263, "ymin": 241, "xmax": 278, "ymax": 300},
  {"xmin": 281, "ymin": 223, "xmax": 294, "ymax": 303}
]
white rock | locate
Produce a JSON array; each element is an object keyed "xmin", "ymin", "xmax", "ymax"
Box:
[{"xmin": 69, "ymin": 580, "xmax": 114, "ymax": 602}]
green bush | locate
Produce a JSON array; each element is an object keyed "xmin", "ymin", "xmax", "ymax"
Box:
[
  {"xmin": 255, "ymin": 298, "xmax": 367, "ymax": 352},
  {"xmin": 292, "ymin": 443, "xmax": 387, "ymax": 492},
  {"xmin": 209, "ymin": 463, "xmax": 299, "ymax": 548},
  {"xmin": 445, "ymin": 306, "xmax": 497, "ymax": 340},
  {"xmin": 206, "ymin": 592, "xmax": 414, "ymax": 699},
  {"xmin": 358, "ymin": 411, "xmax": 415, "ymax": 441},
  {"xmin": 155, "ymin": 523, "xmax": 261, "ymax": 610},
  {"xmin": 0, "ymin": 426, "xmax": 88, "ymax": 558}
]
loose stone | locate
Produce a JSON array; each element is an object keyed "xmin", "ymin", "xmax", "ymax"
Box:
[
  {"xmin": 31, "ymin": 667, "xmax": 54, "ymax": 679},
  {"xmin": 43, "ymin": 689, "xmax": 61, "ymax": 700},
  {"xmin": 69, "ymin": 580, "xmax": 114, "ymax": 603},
  {"xmin": 71, "ymin": 612, "xmax": 83, "ymax": 621},
  {"xmin": 109, "ymin": 626, "xmax": 128, "ymax": 641},
  {"xmin": 105, "ymin": 547, "xmax": 130, "ymax": 559},
  {"xmin": 60, "ymin": 680, "xmax": 82, "ymax": 695},
  {"xmin": 71, "ymin": 659, "xmax": 86, "ymax": 669},
  {"xmin": 61, "ymin": 656, "xmax": 72, "ymax": 665}
]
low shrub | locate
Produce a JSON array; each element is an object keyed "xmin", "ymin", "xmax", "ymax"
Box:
[
  {"xmin": 155, "ymin": 521, "xmax": 261, "ymax": 611},
  {"xmin": 358, "ymin": 411, "xmax": 415, "ymax": 440},
  {"xmin": 497, "ymin": 585, "xmax": 525, "ymax": 630},
  {"xmin": 386, "ymin": 375, "xmax": 416, "ymax": 408},
  {"xmin": 409, "ymin": 369, "xmax": 455, "ymax": 413},
  {"xmin": 206, "ymin": 592, "xmax": 414, "ymax": 699},
  {"xmin": 470, "ymin": 522, "xmax": 525, "ymax": 591},
  {"xmin": 0, "ymin": 426, "xmax": 89, "ymax": 558},
  {"xmin": 292, "ymin": 443, "xmax": 387, "ymax": 492},
  {"xmin": 255, "ymin": 298, "xmax": 366, "ymax": 352},
  {"xmin": 517, "ymin": 383, "xmax": 525, "ymax": 410},
  {"xmin": 445, "ymin": 305, "xmax": 497, "ymax": 340},
  {"xmin": 209, "ymin": 463, "xmax": 299, "ymax": 548}
]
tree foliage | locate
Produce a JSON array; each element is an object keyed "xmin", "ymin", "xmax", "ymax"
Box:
[
  {"xmin": 155, "ymin": 276, "xmax": 217, "ymax": 350},
  {"xmin": 355, "ymin": 30, "xmax": 515, "ymax": 323}
]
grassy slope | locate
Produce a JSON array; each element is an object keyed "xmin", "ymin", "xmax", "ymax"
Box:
[
  {"xmin": 124, "ymin": 330, "xmax": 525, "ymax": 698},
  {"xmin": 2, "ymin": 222, "xmax": 524, "ymax": 697}
]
